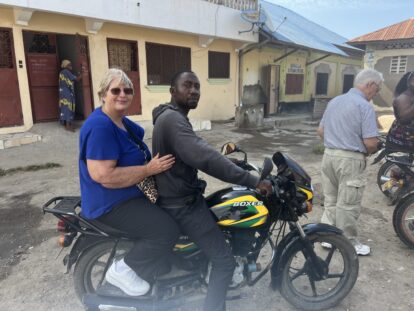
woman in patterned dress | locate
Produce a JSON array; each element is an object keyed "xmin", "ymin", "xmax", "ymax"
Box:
[
  {"xmin": 387, "ymin": 71, "xmax": 414, "ymax": 151},
  {"xmin": 59, "ymin": 59, "xmax": 82, "ymax": 132}
]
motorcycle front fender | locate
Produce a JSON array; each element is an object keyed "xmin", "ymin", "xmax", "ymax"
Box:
[
  {"xmin": 372, "ymin": 148, "xmax": 387, "ymax": 165},
  {"xmin": 270, "ymin": 223, "xmax": 342, "ymax": 289},
  {"xmin": 64, "ymin": 234, "xmax": 111, "ymax": 273},
  {"xmin": 396, "ymin": 191, "xmax": 414, "ymax": 207}
]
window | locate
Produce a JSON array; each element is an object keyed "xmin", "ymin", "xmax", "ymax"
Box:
[
  {"xmin": 107, "ymin": 39, "xmax": 138, "ymax": 72},
  {"xmin": 390, "ymin": 56, "xmax": 407, "ymax": 74},
  {"xmin": 0, "ymin": 29, "xmax": 13, "ymax": 68},
  {"xmin": 285, "ymin": 74, "xmax": 304, "ymax": 95},
  {"xmin": 342, "ymin": 74, "xmax": 354, "ymax": 93},
  {"xmin": 146, "ymin": 43, "xmax": 191, "ymax": 85},
  {"xmin": 315, "ymin": 73, "xmax": 329, "ymax": 95},
  {"xmin": 208, "ymin": 51, "xmax": 230, "ymax": 79}
]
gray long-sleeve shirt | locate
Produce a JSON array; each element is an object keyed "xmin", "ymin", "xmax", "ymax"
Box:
[{"xmin": 152, "ymin": 103, "xmax": 259, "ymax": 206}]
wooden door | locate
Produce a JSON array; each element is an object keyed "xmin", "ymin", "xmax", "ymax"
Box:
[
  {"xmin": 75, "ymin": 35, "xmax": 93, "ymax": 118},
  {"xmin": 107, "ymin": 39, "xmax": 141, "ymax": 115},
  {"xmin": 0, "ymin": 28, "xmax": 23, "ymax": 127},
  {"xmin": 264, "ymin": 65, "xmax": 280, "ymax": 116},
  {"xmin": 25, "ymin": 32, "xmax": 59, "ymax": 122}
]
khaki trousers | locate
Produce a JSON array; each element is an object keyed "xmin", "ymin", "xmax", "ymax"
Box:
[{"xmin": 320, "ymin": 148, "xmax": 367, "ymax": 243}]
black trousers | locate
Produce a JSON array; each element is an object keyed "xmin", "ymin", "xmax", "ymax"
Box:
[
  {"xmin": 97, "ymin": 196, "xmax": 180, "ymax": 282},
  {"xmin": 163, "ymin": 195, "xmax": 236, "ymax": 311}
]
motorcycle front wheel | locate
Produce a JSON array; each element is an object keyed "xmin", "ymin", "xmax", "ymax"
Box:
[
  {"xmin": 393, "ymin": 195, "xmax": 414, "ymax": 249},
  {"xmin": 280, "ymin": 233, "xmax": 358, "ymax": 311},
  {"xmin": 377, "ymin": 161, "xmax": 401, "ymax": 198}
]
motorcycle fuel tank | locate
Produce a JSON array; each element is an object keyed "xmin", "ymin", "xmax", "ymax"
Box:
[{"xmin": 207, "ymin": 186, "xmax": 269, "ymax": 229}]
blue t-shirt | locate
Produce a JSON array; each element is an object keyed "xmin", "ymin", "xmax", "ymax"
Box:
[{"xmin": 79, "ymin": 107, "xmax": 150, "ymax": 219}]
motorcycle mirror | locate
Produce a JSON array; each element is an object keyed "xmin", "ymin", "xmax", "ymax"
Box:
[
  {"xmin": 221, "ymin": 142, "xmax": 237, "ymax": 155},
  {"xmin": 260, "ymin": 157, "xmax": 273, "ymax": 180}
]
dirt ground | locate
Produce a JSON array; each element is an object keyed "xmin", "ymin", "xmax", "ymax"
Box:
[{"xmin": 0, "ymin": 120, "xmax": 413, "ymax": 311}]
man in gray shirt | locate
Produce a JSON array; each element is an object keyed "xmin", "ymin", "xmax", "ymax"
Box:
[
  {"xmin": 317, "ymin": 68, "xmax": 383, "ymax": 255},
  {"xmin": 152, "ymin": 71, "xmax": 272, "ymax": 311}
]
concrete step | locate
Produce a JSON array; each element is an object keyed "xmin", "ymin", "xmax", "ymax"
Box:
[
  {"xmin": 0, "ymin": 132, "xmax": 42, "ymax": 150},
  {"xmin": 264, "ymin": 113, "xmax": 313, "ymax": 127}
]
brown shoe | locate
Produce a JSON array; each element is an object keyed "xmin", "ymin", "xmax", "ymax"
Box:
[{"xmin": 65, "ymin": 123, "xmax": 75, "ymax": 132}]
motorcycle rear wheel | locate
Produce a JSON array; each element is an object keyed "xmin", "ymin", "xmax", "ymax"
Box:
[
  {"xmin": 73, "ymin": 241, "xmax": 130, "ymax": 301},
  {"xmin": 279, "ymin": 233, "xmax": 358, "ymax": 311},
  {"xmin": 393, "ymin": 195, "xmax": 414, "ymax": 249}
]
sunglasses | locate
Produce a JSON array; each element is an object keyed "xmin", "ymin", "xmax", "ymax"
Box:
[{"xmin": 109, "ymin": 87, "xmax": 134, "ymax": 96}]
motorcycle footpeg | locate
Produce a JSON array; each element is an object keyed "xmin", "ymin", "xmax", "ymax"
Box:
[
  {"xmin": 96, "ymin": 282, "xmax": 152, "ymax": 300},
  {"xmin": 226, "ymin": 291, "xmax": 247, "ymax": 301}
]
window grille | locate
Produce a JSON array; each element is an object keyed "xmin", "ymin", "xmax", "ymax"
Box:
[
  {"xmin": 390, "ymin": 56, "xmax": 407, "ymax": 74},
  {"xmin": 146, "ymin": 42, "xmax": 191, "ymax": 85}
]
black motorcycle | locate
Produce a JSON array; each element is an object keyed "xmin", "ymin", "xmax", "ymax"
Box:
[
  {"xmin": 373, "ymin": 141, "xmax": 414, "ymax": 247},
  {"xmin": 373, "ymin": 140, "xmax": 414, "ymax": 205},
  {"xmin": 44, "ymin": 144, "xmax": 359, "ymax": 311}
]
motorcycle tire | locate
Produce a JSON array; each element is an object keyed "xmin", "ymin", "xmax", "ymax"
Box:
[
  {"xmin": 279, "ymin": 233, "xmax": 358, "ymax": 311},
  {"xmin": 377, "ymin": 161, "xmax": 399, "ymax": 198},
  {"xmin": 73, "ymin": 241, "xmax": 128, "ymax": 301},
  {"xmin": 393, "ymin": 195, "xmax": 414, "ymax": 249}
]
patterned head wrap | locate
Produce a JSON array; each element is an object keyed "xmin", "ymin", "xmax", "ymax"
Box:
[{"xmin": 61, "ymin": 59, "xmax": 71, "ymax": 69}]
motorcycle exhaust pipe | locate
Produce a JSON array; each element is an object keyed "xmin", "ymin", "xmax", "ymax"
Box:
[{"xmin": 83, "ymin": 292, "xmax": 204, "ymax": 311}]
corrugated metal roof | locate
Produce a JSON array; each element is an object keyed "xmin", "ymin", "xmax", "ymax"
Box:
[
  {"xmin": 259, "ymin": 0, "xmax": 359, "ymax": 56},
  {"xmin": 350, "ymin": 18, "xmax": 414, "ymax": 43}
]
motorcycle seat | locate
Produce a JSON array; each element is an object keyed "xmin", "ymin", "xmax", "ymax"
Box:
[
  {"xmin": 86, "ymin": 219, "xmax": 132, "ymax": 239},
  {"xmin": 385, "ymin": 142, "xmax": 414, "ymax": 155}
]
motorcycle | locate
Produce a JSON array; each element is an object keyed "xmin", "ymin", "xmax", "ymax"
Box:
[
  {"xmin": 373, "ymin": 139, "xmax": 414, "ymax": 205},
  {"xmin": 373, "ymin": 140, "xmax": 414, "ymax": 248},
  {"xmin": 43, "ymin": 143, "xmax": 359, "ymax": 311}
]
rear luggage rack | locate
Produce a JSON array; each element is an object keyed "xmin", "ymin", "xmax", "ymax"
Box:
[{"xmin": 43, "ymin": 196, "xmax": 109, "ymax": 237}]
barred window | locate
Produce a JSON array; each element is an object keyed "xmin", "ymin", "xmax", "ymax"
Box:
[
  {"xmin": 390, "ymin": 56, "xmax": 407, "ymax": 74},
  {"xmin": 208, "ymin": 51, "xmax": 230, "ymax": 79},
  {"xmin": 146, "ymin": 43, "xmax": 191, "ymax": 85},
  {"xmin": 285, "ymin": 74, "xmax": 304, "ymax": 95},
  {"xmin": 107, "ymin": 39, "xmax": 138, "ymax": 72},
  {"xmin": 315, "ymin": 73, "xmax": 328, "ymax": 95},
  {"xmin": 342, "ymin": 74, "xmax": 354, "ymax": 93},
  {"xmin": 0, "ymin": 29, "xmax": 13, "ymax": 68}
]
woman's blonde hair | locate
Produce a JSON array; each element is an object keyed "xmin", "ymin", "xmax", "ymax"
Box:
[{"xmin": 97, "ymin": 68, "xmax": 134, "ymax": 104}]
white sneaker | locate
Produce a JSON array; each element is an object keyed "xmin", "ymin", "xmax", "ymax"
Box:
[
  {"xmin": 105, "ymin": 258, "xmax": 150, "ymax": 296},
  {"xmin": 321, "ymin": 242, "xmax": 332, "ymax": 249},
  {"xmin": 354, "ymin": 243, "xmax": 370, "ymax": 256}
]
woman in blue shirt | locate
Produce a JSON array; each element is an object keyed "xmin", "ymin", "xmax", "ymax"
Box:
[{"xmin": 79, "ymin": 68, "xmax": 178, "ymax": 296}]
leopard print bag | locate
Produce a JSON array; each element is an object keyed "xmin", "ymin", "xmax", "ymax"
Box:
[{"xmin": 137, "ymin": 175, "xmax": 158, "ymax": 204}]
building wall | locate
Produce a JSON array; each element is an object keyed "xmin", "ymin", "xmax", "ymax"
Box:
[
  {"xmin": 241, "ymin": 45, "xmax": 362, "ymax": 108},
  {"xmin": 364, "ymin": 42, "xmax": 414, "ymax": 107},
  {"xmin": 0, "ymin": 7, "xmax": 240, "ymax": 133},
  {"xmin": 0, "ymin": 7, "xmax": 33, "ymax": 134},
  {"xmin": 0, "ymin": 0, "xmax": 257, "ymax": 43}
]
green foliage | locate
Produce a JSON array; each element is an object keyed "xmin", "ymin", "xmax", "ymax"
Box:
[{"xmin": 312, "ymin": 143, "xmax": 325, "ymax": 155}]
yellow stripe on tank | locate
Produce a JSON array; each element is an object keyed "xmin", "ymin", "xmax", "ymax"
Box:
[{"xmin": 212, "ymin": 195, "xmax": 269, "ymax": 227}]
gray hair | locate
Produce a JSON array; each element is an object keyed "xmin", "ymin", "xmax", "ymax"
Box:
[
  {"xmin": 354, "ymin": 68, "xmax": 384, "ymax": 87},
  {"xmin": 97, "ymin": 68, "xmax": 134, "ymax": 103}
]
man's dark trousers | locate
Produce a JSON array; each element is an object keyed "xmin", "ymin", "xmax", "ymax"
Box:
[{"xmin": 162, "ymin": 195, "xmax": 236, "ymax": 311}]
